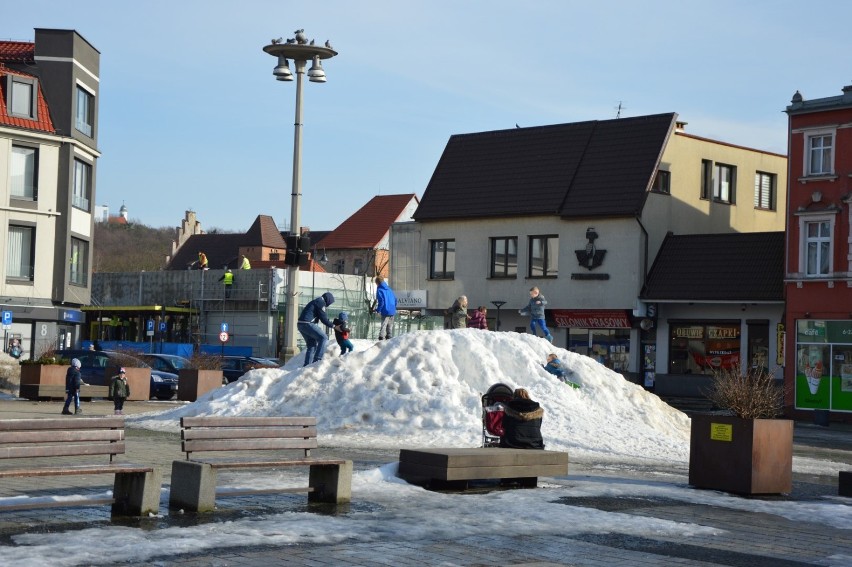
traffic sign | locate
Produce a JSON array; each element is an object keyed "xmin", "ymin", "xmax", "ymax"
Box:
[
  {"xmin": 1, "ymin": 311, "xmax": 12, "ymax": 326},
  {"xmin": 220, "ymin": 322, "xmax": 229, "ymax": 333},
  {"xmin": 219, "ymin": 331, "xmax": 229, "ymax": 342},
  {"xmin": 146, "ymin": 319, "xmax": 154, "ymax": 332},
  {"xmin": 159, "ymin": 322, "xmax": 167, "ymax": 332}
]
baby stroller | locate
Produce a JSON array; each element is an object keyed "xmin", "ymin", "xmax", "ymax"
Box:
[{"xmin": 481, "ymin": 382, "xmax": 514, "ymax": 447}]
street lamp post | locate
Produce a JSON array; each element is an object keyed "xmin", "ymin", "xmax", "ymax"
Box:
[
  {"xmin": 491, "ymin": 301, "xmax": 507, "ymax": 331},
  {"xmin": 264, "ymin": 31, "xmax": 337, "ymax": 359},
  {"xmin": 311, "ymin": 248, "xmax": 329, "ymax": 299}
]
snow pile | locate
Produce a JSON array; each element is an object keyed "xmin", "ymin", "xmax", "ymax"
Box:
[{"xmin": 133, "ymin": 329, "xmax": 690, "ymax": 464}]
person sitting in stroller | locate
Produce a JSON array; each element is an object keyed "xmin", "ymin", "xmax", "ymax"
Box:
[{"xmin": 499, "ymin": 388, "xmax": 544, "ymax": 450}]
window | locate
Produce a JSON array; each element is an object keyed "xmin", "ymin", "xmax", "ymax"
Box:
[
  {"xmin": 6, "ymin": 76, "xmax": 38, "ymax": 120},
  {"xmin": 429, "ymin": 239, "xmax": 455, "ymax": 279},
  {"xmin": 651, "ymin": 170, "xmax": 670, "ymax": 194},
  {"xmin": 700, "ymin": 159, "xmax": 712, "ymax": 199},
  {"xmin": 529, "ymin": 235, "xmax": 558, "ymax": 277},
  {"xmin": 69, "ymin": 238, "xmax": 89, "ymax": 286},
  {"xmin": 490, "ymin": 237, "xmax": 517, "ymax": 278},
  {"xmin": 807, "ymin": 134, "xmax": 833, "ymax": 175},
  {"xmin": 10, "ymin": 145, "xmax": 37, "ymax": 200},
  {"xmin": 754, "ymin": 172, "xmax": 775, "ymax": 210},
  {"xmin": 804, "ymin": 220, "xmax": 830, "ymax": 276},
  {"xmin": 6, "ymin": 225, "xmax": 34, "ymax": 281},
  {"xmin": 73, "ymin": 159, "xmax": 91, "ymax": 211},
  {"xmin": 353, "ymin": 258, "xmax": 364, "ymax": 275},
  {"xmin": 669, "ymin": 323, "xmax": 741, "ymax": 374},
  {"xmin": 332, "ymin": 259, "xmax": 345, "ymax": 274},
  {"xmin": 75, "ymin": 86, "xmax": 94, "ymax": 137},
  {"xmin": 713, "ymin": 163, "xmax": 735, "ymax": 204}
]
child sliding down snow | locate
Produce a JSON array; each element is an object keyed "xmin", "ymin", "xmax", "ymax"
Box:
[{"xmin": 543, "ymin": 353, "xmax": 581, "ymax": 389}]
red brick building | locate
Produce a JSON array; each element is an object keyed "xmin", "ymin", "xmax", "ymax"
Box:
[{"xmin": 784, "ymin": 85, "xmax": 852, "ymax": 420}]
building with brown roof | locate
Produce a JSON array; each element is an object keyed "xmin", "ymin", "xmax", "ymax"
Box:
[
  {"xmin": 315, "ymin": 194, "xmax": 418, "ymax": 278},
  {"xmin": 0, "ymin": 29, "xmax": 100, "ymax": 359},
  {"xmin": 392, "ymin": 113, "xmax": 787, "ymax": 384}
]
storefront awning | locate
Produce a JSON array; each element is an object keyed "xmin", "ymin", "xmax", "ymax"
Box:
[{"xmin": 552, "ymin": 309, "xmax": 632, "ymax": 329}]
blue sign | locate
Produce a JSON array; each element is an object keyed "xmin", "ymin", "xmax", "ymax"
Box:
[
  {"xmin": 220, "ymin": 322, "xmax": 229, "ymax": 333},
  {"xmin": 146, "ymin": 319, "xmax": 154, "ymax": 332},
  {"xmin": 1, "ymin": 311, "xmax": 12, "ymax": 325},
  {"xmin": 159, "ymin": 322, "xmax": 167, "ymax": 332},
  {"xmin": 60, "ymin": 309, "xmax": 84, "ymax": 323}
]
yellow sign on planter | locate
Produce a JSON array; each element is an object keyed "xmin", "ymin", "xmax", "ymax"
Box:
[{"xmin": 710, "ymin": 422, "xmax": 733, "ymax": 442}]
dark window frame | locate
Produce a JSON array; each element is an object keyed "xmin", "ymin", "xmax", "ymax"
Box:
[
  {"xmin": 700, "ymin": 159, "xmax": 712, "ymax": 200},
  {"xmin": 10, "ymin": 143, "xmax": 38, "ymax": 201},
  {"xmin": 490, "ymin": 236, "xmax": 518, "ymax": 278},
  {"xmin": 528, "ymin": 235, "xmax": 558, "ymax": 278},
  {"xmin": 69, "ymin": 237, "xmax": 89, "ymax": 286},
  {"xmin": 754, "ymin": 171, "xmax": 775, "ymax": 211},
  {"xmin": 72, "ymin": 158, "xmax": 92, "ymax": 212},
  {"xmin": 651, "ymin": 170, "xmax": 670, "ymax": 194},
  {"xmin": 6, "ymin": 75, "xmax": 38, "ymax": 121},
  {"xmin": 7, "ymin": 223, "xmax": 35, "ymax": 282},
  {"xmin": 712, "ymin": 162, "xmax": 736, "ymax": 204},
  {"xmin": 75, "ymin": 85, "xmax": 95, "ymax": 137},
  {"xmin": 429, "ymin": 239, "xmax": 455, "ymax": 280}
]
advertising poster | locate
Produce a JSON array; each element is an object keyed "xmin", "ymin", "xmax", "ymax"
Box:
[{"xmin": 795, "ymin": 320, "xmax": 852, "ymax": 412}]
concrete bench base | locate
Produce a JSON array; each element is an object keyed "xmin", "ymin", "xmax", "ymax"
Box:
[
  {"xmin": 397, "ymin": 448, "xmax": 569, "ymax": 489},
  {"xmin": 169, "ymin": 459, "xmax": 353, "ymax": 513}
]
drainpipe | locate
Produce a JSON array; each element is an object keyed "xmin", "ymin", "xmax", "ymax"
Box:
[{"xmin": 635, "ymin": 216, "xmax": 649, "ymax": 288}]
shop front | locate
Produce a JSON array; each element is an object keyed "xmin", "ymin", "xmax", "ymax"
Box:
[
  {"xmin": 794, "ymin": 320, "xmax": 852, "ymax": 413},
  {"xmin": 669, "ymin": 321, "xmax": 741, "ymax": 374},
  {"xmin": 552, "ymin": 309, "xmax": 634, "ymax": 377}
]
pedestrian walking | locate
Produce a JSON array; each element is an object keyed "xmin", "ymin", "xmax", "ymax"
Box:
[
  {"xmin": 61, "ymin": 358, "xmax": 86, "ymax": 415},
  {"xmin": 297, "ymin": 292, "xmax": 335, "ymax": 366},
  {"xmin": 519, "ymin": 286, "xmax": 553, "ymax": 342},
  {"xmin": 374, "ymin": 276, "xmax": 397, "ymax": 341},
  {"xmin": 468, "ymin": 306, "xmax": 488, "ymax": 330},
  {"xmin": 109, "ymin": 367, "xmax": 131, "ymax": 415},
  {"xmin": 449, "ymin": 296, "xmax": 470, "ymax": 329}
]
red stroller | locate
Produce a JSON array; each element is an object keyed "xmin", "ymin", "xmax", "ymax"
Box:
[{"xmin": 481, "ymin": 383, "xmax": 514, "ymax": 447}]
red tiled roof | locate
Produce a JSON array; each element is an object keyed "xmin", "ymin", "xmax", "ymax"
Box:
[
  {"xmin": 0, "ymin": 41, "xmax": 35, "ymax": 62},
  {"xmin": 0, "ymin": 56, "xmax": 55, "ymax": 134},
  {"xmin": 319, "ymin": 194, "xmax": 418, "ymax": 249}
]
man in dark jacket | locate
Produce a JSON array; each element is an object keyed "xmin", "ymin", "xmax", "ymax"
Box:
[
  {"xmin": 61, "ymin": 358, "xmax": 85, "ymax": 415},
  {"xmin": 297, "ymin": 292, "xmax": 335, "ymax": 366},
  {"xmin": 499, "ymin": 388, "xmax": 544, "ymax": 449}
]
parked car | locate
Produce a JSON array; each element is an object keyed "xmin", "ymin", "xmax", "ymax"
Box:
[
  {"xmin": 55, "ymin": 349, "xmax": 179, "ymax": 400},
  {"xmin": 139, "ymin": 353, "xmax": 192, "ymax": 375},
  {"xmin": 221, "ymin": 355, "xmax": 279, "ymax": 384}
]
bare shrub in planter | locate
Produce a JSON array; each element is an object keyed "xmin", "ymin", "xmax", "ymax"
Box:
[
  {"xmin": 186, "ymin": 352, "xmax": 223, "ymax": 370},
  {"xmin": 705, "ymin": 363, "xmax": 785, "ymax": 419}
]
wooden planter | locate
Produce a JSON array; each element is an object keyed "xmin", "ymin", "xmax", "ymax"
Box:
[
  {"xmin": 178, "ymin": 369, "xmax": 223, "ymax": 402},
  {"xmin": 105, "ymin": 366, "xmax": 150, "ymax": 401},
  {"xmin": 19, "ymin": 365, "xmax": 70, "ymax": 400},
  {"xmin": 689, "ymin": 413, "xmax": 793, "ymax": 495}
]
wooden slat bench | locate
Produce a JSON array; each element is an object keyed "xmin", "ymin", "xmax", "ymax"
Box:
[
  {"xmin": 397, "ymin": 448, "xmax": 569, "ymax": 490},
  {"xmin": 0, "ymin": 417, "xmax": 161, "ymax": 516},
  {"xmin": 840, "ymin": 471, "xmax": 852, "ymax": 497},
  {"xmin": 169, "ymin": 416, "xmax": 352, "ymax": 512}
]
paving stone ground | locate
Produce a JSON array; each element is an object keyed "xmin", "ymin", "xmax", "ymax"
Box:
[{"xmin": 0, "ymin": 399, "xmax": 850, "ymax": 566}]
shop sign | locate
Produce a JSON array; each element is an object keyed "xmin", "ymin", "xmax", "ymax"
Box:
[
  {"xmin": 708, "ymin": 326, "xmax": 739, "ymax": 339},
  {"xmin": 797, "ymin": 320, "xmax": 827, "ymax": 343},
  {"xmin": 776, "ymin": 323, "xmax": 785, "ymax": 365},
  {"xmin": 673, "ymin": 326, "xmax": 704, "ymax": 339},
  {"xmin": 396, "ymin": 290, "xmax": 427, "ymax": 310},
  {"xmin": 60, "ymin": 309, "xmax": 84, "ymax": 323},
  {"xmin": 552, "ymin": 309, "xmax": 630, "ymax": 329},
  {"xmin": 826, "ymin": 321, "xmax": 852, "ymax": 345}
]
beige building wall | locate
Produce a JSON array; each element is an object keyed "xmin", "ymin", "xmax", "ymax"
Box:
[{"xmin": 0, "ymin": 132, "xmax": 61, "ymax": 300}]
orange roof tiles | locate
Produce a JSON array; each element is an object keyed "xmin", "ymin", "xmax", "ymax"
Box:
[
  {"xmin": 319, "ymin": 194, "xmax": 418, "ymax": 249},
  {"xmin": 0, "ymin": 40, "xmax": 56, "ymax": 134}
]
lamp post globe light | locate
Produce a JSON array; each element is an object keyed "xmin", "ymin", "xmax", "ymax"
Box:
[{"xmin": 264, "ymin": 31, "xmax": 337, "ymax": 359}]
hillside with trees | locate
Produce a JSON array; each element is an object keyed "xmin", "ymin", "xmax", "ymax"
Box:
[{"xmin": 92, "ymin": 222, "xmax": 174, "ymax": 272}]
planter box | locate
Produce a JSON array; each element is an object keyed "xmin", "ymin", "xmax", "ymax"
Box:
[
  {"xmin": 105, "ymin": 366, "xmax": 150, "ymax": 401},
  {"xmin": 19, "ymin": 365, "xmax": 71, "ymax": 400},
  {"xmin": 178, "ymin": 369, "xmax": 223, "ymax": 402},
  {"xmin": 689, "ymin": 413, "xmax": 793, "ymax": 495}
]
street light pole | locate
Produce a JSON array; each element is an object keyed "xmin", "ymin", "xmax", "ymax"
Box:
[
  {"xmin": 264, "ymin": 32, "xmax": 337, "ymax": 360},
  {"xmin": 491, "ymin": 301, "xmax": 507, "ymax": 331}
]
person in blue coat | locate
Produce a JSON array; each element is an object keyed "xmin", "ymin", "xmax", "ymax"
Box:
[
  {"xmin": 62, "ymin": 358, "xmax": 86, "ymax": 415},
  {"xmin": 297, "ymin": 292, "xmax": 335, "ymax": 366},
  {"xmin": 374, "ymin": 276, "xmax": 397, "ymax": 341},
  {"xmin": 519, "ymin": 286, "xmax": 553, "ymax": 342}
]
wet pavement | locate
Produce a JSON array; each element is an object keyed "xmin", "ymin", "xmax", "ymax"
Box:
[{"xmin": 0, "ymin": 398, "xmax": 851, "ymax": 566}]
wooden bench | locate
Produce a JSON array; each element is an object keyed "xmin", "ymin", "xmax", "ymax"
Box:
[
  {"xmin": 397, "ymin": 447, "xmax": 569, "ymax": 490},
  {"xmin": 840, "ymin": 471, "xmax": 852, "ymax": 497},
  {"xmin": 169, "ymin": 416, "xmax": 352, "ymax": 512},
  {"xmin": 0, "ymin": 417, "xmax": 162, "ymax": 516}
]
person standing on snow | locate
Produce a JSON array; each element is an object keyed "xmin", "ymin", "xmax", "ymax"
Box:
[
  {"xmin": 297, "ymin": 292, "xmax": 335, "ymax": 366},
  {"xmin": 332, "ymin": 311, "xmax": 354, "ymax": 355},
  {"xmin": 109, "ymin": 367, "xmax": 131, "ymax": 415},
  {"xmin": 519, "ymin": 286, "xmax": 553, "ymax": 342},
  {"xmin": 374, "ymin": 276, "xmax": 397, "ymax": 341}
]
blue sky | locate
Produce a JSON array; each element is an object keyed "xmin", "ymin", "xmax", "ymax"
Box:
[{"xmin": 6, "ymin": 1, "xmax": 852, "ymax": 232}]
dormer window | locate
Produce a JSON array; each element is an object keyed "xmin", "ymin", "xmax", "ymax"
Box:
[{"xmin": 6, "ymin": 75, "xmax": 38, "ymax": 120}]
